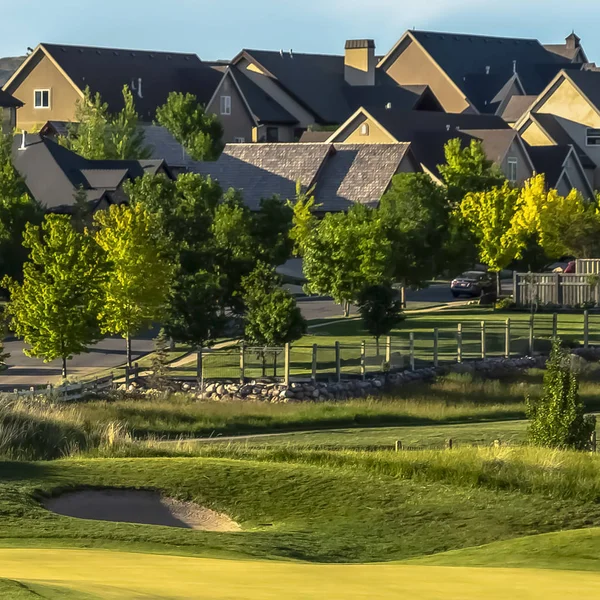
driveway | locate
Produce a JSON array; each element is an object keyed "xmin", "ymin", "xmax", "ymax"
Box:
[{"xmin": 0, "ymin": 330, "xmax": 157, "ymax": 391}]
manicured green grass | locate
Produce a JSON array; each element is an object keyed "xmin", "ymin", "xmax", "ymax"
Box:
[
  {"xmin": 2, "ymin": 455, "xmax": 600, "ymax": 564},
  {"xmin": 3, "ymin": 549, "xmax": 600, "ymax": 599}
]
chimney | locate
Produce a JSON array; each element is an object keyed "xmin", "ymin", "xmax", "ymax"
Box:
[
  {"xmin": 566, "ymin": 31, "xmax": 581, "ymax": 51},
  {"xmin": 344, "ymin": 39, "xmax": 376, "ymax": 86},
  {"xmin": 138, "ymin": 77, "xmax": 143, "ymax": 99},
  {"xmin": 19, "ymin": 130, "xmax": 27, "ymax": 151}
]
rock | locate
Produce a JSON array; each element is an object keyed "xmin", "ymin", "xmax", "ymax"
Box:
[
  {"xmin": 182, "ymin": 383, "xmax": 191, "ymax": 392},
  {"xmin": 216, "ymin": 385, "xmax": 225, "ymax": 395}
]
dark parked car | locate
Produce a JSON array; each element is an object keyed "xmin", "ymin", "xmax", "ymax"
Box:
[{"xmin": 450, "ymin": 271, "xmax": 494, "ymax": 298}]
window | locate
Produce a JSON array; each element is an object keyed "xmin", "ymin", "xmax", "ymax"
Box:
[
  {"xmin": 360, "ymin": 123, "xmax": 370, "ymax": 136},
  {"xmin": 266, "ymin": 127, "xmax": 279, "ymax": 142},
  {"xmin": 34, "ymin": 89, "xmax": 50, "ymax": 109},
  {"xmin": 220, "ymin": 95, "xmax": 231, "ymax": 115},
  {"xmin": 507, "ymin": 157, "xmax": 518, "ymax": 183},
  {"xmin": 233, "ymin": 137, "xmax": 246, "ymax": 143},
  {"xmin": 586, "ymin": 128, "xmax": 600, "ymax": 146}
]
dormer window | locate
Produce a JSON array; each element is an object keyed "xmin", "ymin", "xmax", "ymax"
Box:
[
  {"xmin": 34, "ymin": 89, "xmax": 50, "ymax": 109},
  {"xmin": 507, "ymin": 157, "xmax": 518, "ymax": 183},
  {"xmin": 360, "ymin": 123, "xmax": 369, "ymax": 136},
  {"xmin": 220, "ymin": 95, "xmax": 231, "ymax": 115}
]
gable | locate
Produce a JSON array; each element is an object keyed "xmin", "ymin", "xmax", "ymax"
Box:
[
  {"xmin": 327, "ymin": 112, "xmax": 396, "ymax": 144},
  {"xmin": 534, "ymin": 76, "xmax": 600, "ymax": 128},
  {"xmin": 520, "ymin": 118, "xmax": 555, "ymax": 146}
]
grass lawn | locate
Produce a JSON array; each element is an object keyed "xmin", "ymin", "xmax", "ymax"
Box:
[{"xmin": 2, "ymin": 549, "xmax": 600, "ymax": 599}]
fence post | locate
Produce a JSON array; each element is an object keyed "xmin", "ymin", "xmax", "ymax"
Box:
[
  {"xmin": 446, "ymin": 438, "xmax": 453, "ymax": 450},
  {"xmin": 395, "ymin": 440, "xmax": 402, "ymax": 452},
  {"xmin": 555, "ymin": 272, "xmax": 560, "ymax": 305},
  {"xmin": 284, "ymin": 343, "xmax": 291, "ymax": 386},
  {"xmin": 196, "ymin": 349, "xmax": 203, "ymax": 388},
  {"xmin": 360, "ymin": 341, "xmax": 366, "ymax": 380},
  {"xmin": 125, "ymin": 366, "xmax": 130, "ymax": 387},
  {"xmin": 239, "ymin": 343, "xmax": 245, "ymax": 384},
  {"xmin": 311, "ymin": 344, "xmax": 318, "ymax": 383},
  {"xmin": 457, "ymin": 324, "xmax": 463, "ymax": 363},
  {"xmin": 552, "ymin": 313, "xmax": 558, "ymax": 338},
  {"xmin": 134, "ymin": 362, "xmax": 139, "ymax": 379},
  {"xmin": 513, "ymin": 271, "xmax": 519, "ymax": 305},
  {"xmin": 433, "ymin": 328, "xmax": 439, "ymax": 368},
  {"xmin": 409, "ymin": 333, "xmax": 415, "ymax": 371},
  {"xmin": 584, "ymin": 310, "xmax": 590, "ymax": 349},
  {"xmin": 591, "ymin": 430, "xmax": 597, "ymax": 453},
  {"xmin": 385, "ymin": 336, "xmax": 392, "ymax": 365},
  {"xmin": 335, "ymin": 341, "xmax": 341, "ymax": 383},
  {"xmin": 505, "ymin": 319, "xmax": 511, "ymax": 359},
  {"xmin": 528, "ymin": 315, "xmax": 534, "ymax": 356},
  {"xmin": 480, "ymin": 321, "xmax": 486, "ymax": 360}
]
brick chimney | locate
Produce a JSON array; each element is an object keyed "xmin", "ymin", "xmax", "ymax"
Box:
[{"xmin": 344, "ymin": 39, "xmax": 376, "ymax": 86}]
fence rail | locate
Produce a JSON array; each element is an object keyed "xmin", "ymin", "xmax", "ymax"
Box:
[
  {"xmin": 6, "ymin": 374, "xmax": 114, "ymax": 401},
  {"xmin": 514, "ymin": 272, "xmax": 600, "ymax": 307}
]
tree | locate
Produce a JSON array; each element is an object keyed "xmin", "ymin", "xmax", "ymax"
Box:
[
  {"xmin": 458, "ymin": 181, "xmax": 525, "ymax": 295},
  {"xmin": 149, "ymin": 328, "xmax": 170, "ymax": 391},
  {"xmin": 60, "ymin": 86, "xmax": 151, "ymax": 160},
  {"xmin": 242, "ymin": 262, "xmax": 307, "ymax": 346},
  {"xmin": 357, "ymin": 283, "xmax": 404, "ymax": 355},
  {"xmin": 303, "ymin": 206, "xmax": 391, "ymax": 316},
  {"xmin": 288, "ymin": 181, "xmax": 319, "ymax": 257},
  {"xmin": 94, "ymin": 203, "xmax": 174, "ymax": 367},
  {"xmin": 379, "ymin": 173, "xmax": 450, "ymax": 285},
  {"xmin": 438, "ymin": 138, "xmax": 506, "ymax": 206},
  {"xmin": 526, "ymin": 340, "xmax": 596, "ymax": 450},
  {"xmin": 0, "ymin": 129, "xmax": 44, "ymax": 283},
  {"xmin": 253, "ymin": 196, "xmax": 294, "ymax": 266},
  {"xmin": 156, "ymin": 91, "xmax": 223, "ymax": 161},
  {"xmin": 2, "ymin": 215, "xmax": 107, "ymax": 378}
]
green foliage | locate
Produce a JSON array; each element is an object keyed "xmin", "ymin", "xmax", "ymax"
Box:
[
  {"xmin": 60, "ymin": 86, "xmax": 151, "ymax": 160},
  {"xmin": 526, "ymin": 340, "xmax": 596, "ymax": 451},
  {"xmin": 94, "ymin": 203, "xmax": 174, "ymax": 365},
  {"xmin": 288, "ymin": 181, "xmax": 319, "ymax": 257},
  {"xmin": 303, "ymin": 206, "xmax": 391, "ymax": 315},
  {"xmin": 149, "ymin": 328, "xmax": 170, "ymax": 390},
  {"xmin": 155, "ymin": 91, "xmax": 223, "ymax": 160},
  {"xmin": 2, "ymin": 215, "xmax": 107, "ymax": 376},
  {"xmin": 439, "ymin": 138, "xmax": 506, "ymax": 205},
  {"xmin": 357, "ymin": 283, "xmax": 404, "ymax": 347},
  {"xmin": 252, "ymin": 196, "xmax": 293, "ymax": 266},
  {"xmin": 242, "ymin": 262, "xmax": 306, "ymax": 345},
  {"xmin": 379, "ymin": 173, "xmax": 450, "ymax": 285}
]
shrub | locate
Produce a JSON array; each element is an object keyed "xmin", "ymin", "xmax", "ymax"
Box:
[{"xmin": 526, "ymin": 340, "xmax": 596, "ymax": 451}]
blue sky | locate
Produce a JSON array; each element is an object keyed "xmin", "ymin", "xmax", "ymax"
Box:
[{"xmin": 1, "ymin": 0, "xmax": 597, "ymax": 62}]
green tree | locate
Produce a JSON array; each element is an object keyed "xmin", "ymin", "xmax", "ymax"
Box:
[
  {"xmin": 357, "ymin": 283, "xmax": 404, "ymax": 355},
  {"xmin": 526, "ymin": 340, "xmax": 596, "ymax": 450},
  {"xmin": 94, "ymin": 203, "xmax": 174, "ymax": 367},
  {"xmin": 156, "ymin": 91, "xmax": 223, "ymax": 161},
  {"xmin": 253, "ymin": 195, "xmax": 294, "ymax": 266},
  {"xmin": 60, "ymin": 86, "xmax": 151, "ymax": 160},
  {"xmin": 149, "ymin": 328, "xmax": 170, "ymax": 391},
  {"xmin": 242, "ymin": 262, "xmax": 307, "ymax": 346},
  {"xmin": 2, "ymin": 215, "xmax": 107, "ymax": 378},
  {"xmin": 303, "ymin": 206, "xmax": 391, "ymax": 316},
  {"xmin": 288, "ymin": 182, "xmax": 319, "ymax": 257},
  {"xmin": 458, "ymin": 181, "xmax": 525, "ymax": 295},
  {"xmin": 439, "ymin": 138, "xmax": 506, "ymax": 206},
  {"xmin": 379, "ymin": 173, "xmax": 450, "ymax": 285}
]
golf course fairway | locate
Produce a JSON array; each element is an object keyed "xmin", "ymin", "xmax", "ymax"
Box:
[{"xmin": 1, "ymin": 549, "xmax": 600, "ymax": 599}]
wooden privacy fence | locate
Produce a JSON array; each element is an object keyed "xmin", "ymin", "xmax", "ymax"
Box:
[
  {"xmin": 188, "ymin": 313, "xmax": 599, "ymax": 385},
  {"xmin": 514, "ymin": 272, "xmax": 600, "ymax": 307},
  {"xmin": 7, "ymin": 374, "xmax": 114, "ymax": 401}
]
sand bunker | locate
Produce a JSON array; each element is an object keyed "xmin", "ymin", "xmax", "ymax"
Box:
[{"xmin": 43, "ymin": 489, "xmax": 241, "ymax": 532}]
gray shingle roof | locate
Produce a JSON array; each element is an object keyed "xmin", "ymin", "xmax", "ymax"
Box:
[
  {"xmin": 0, "ymin": 56, "xmax": 25, "ymax": 86},
  {"xmin": 527, "ymin": 145, "xmax": 571, "ymax": 187},
  {"xmin": 12, "ymin": 134, "xmax": 166, "ymax": 211},
  {"xmin": 0, "ymin": 88, "xmax": 22, "ymax": 108},
  {"xmin": 38, "ymin": 43, "xmax": 222, "ymax": 121},
  {"xmin": 191, "ymin": 143, "xmax": 331, "ymax": 210},
  {"xmin": 461, "ymin": 129, "xmax": 520, "ymax": 164}
]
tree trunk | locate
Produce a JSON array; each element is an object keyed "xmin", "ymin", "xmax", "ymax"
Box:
[
  {"xmin": 62, "ymin": 356, "xmax": 67, "ymax": 380},
  {"xmin": 126, "ymin": 333, "xmax": 132, "ymax": 368},
  {"xmin": 376, "ymin": 336, "xmax": 380, "ymax": 357},
  {"xmin": 262, "ymin": 352, "xmax": 266, "ymax": 378},
  {"xmin": 343, "ymin": 301, "xmax": 350, "ymax": 318},
  {"xmin": 196, "ymin": 348, "xmax": 203, "ymax": 389},
  {"xmin": 496, "ymin": 272, "xmax": 501, "ymax": 298}
]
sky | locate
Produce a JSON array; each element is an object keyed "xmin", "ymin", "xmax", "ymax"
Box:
[{"xmin": 1, "ymin": 0, "xmax": 599, "ymax": 62}]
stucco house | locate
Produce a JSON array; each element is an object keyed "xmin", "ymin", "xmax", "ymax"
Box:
[
  {"xmin": 206, "ymin": 40, "xmax": 443, "ymax": 144},
  {"xmin": 2, "ymin": 43, "xmax": 222, "ymax": 131},
  {"xmin": 0, "ymin": 89, "xmax": 22, "ymax": 133}
]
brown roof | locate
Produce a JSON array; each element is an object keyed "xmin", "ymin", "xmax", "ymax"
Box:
[
  {"xmin": 500, "ymin": 95, "xmax": 537, "ymax": 122},
  {"xmin": 299, "ymin": 131, "xmax": 332, "ymax": 143},
  {"xmin": 461, "ymin": 129, "xmax": 521, "ymax": 164}
]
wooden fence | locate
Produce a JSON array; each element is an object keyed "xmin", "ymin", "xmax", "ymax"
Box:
[
  {"xmin": 514, "ymin": 272, "xmax": 600, "ymax": 307},
  {"xmin": 7, "ymin": 374, "xmax": 114, "ymax": 401}
]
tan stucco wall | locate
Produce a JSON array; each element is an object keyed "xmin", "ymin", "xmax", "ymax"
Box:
[
  {"xmin": 331, "ymin": 114, "xmax": 395, "ymax": 143},
  {"xmin": 500, "ymin": 140, "xmax": 533, "ymax": 184},
  {"xmin": 536, "ymin": 78, "xmax": 600, "ymax": 127},
  {"xmin": 206, "ymin": 74, "xmax": 254, "ymax": 143},
  {"xmin": 236, "ymin": 58, "xmax": 315, "ymax": 127},
  {"xmin": 520, "ymin": 120, "xmax": 555, "ymax": 146},
  {"xmin": 383, "ymin": 37, "xmax": 472, "ymax": 114},
  {"xmin": 7, "ymin": 52, "xmax": 82, "ymax": 130},
  {"xmin": 344, "ymin": 47, "xmax": 375, "ymax": 86}
]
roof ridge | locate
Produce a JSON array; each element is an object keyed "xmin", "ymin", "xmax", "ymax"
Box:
[
  {"xmin": 41, "ymin": 42, "xmax": 200, "ymax": 58},
  {"xmin": 243, "ymin": 48, "xmax": 343, "ymax": 59},
  {"xmin": 411, "ymin": 30, "xmax": 541, "ymax": 44}
]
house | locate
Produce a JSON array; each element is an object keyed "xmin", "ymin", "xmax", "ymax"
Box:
[
  {"xmin": 2, "ymin": 43, "xmax": 223, "ymax": 130},
  {"xmin": 377, "ymin": 30, "xmax": 585, "ymax": 115},
  {"xmin": 0, "ymin": 89, "xmax": 22, "ymax": 133},
  {"xmin": 12, "ymin": 133, "xmax": 171, "ymax": 212},
  {"xmin": 517, "ymin": 68, "xmax": 600, "ymax": 187},
  {"xmin": 323, "ymin": 107, "xmax": 534, "ymax": 184},
  {"xmin": 191, "ymin": 142, "xmax": 418, "ymax": 212},
  {"xmin": 206, "ymin": 40, "xmax": 443, "ymax": 143}
]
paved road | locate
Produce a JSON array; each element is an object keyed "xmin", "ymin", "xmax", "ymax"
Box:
[{"xmin": 0, "ymin": 330, "xmax": 157, "ymax": 390}]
